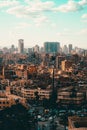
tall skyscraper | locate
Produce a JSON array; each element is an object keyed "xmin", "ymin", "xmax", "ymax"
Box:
[
  {"xmin": 44, "ymin": 42, "xmax": 60, "ymax": 54},
  {"xmin": 18, "ymin": 39, "xmax": 24, "ymax": 54},
  {"xmin": 68, "ymin": 44, "xmax": 73, "ymax": 54}
]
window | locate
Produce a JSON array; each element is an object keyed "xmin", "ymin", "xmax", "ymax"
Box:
[{"xmin": 3, "ymin": 102, "xmax": 5, "ymax": 104}]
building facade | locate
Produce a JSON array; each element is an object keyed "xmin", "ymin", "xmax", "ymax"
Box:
[
  {"xmin": 21, "ymin": 88, "xmax": 52, "ymax": 100},
  {"xmin": 56, "ymin": 56, "xmax": 65, "ymax": 69},
  {"xmin": 18, "ymin": 39, "xmax": 24, "ymax": 54},
  {"xmin": 68, "ymin": 44, "xmax": 73, "ymax": 54},
  {"xmin": 0, "ymin": 89, "xmax": 15, "ymax": 110},
  {"xmin": 68, "ymin": 116, "xmax": 87, "ymax": 130},
  {"xmin": 44, "ymin": 42, "xmax": 60, "ymax": 54},
  {"xmin": 57, "ymin": 87, "xmax": 86, "ymax": 107},
  {"xmin": 61, "ymin": 60, "xmax": 73, "ymax": 71}
]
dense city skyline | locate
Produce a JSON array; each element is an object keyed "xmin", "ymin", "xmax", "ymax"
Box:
[{"xmin": 0, "ymin": 0, "xmax": 87, "ymax": 49}]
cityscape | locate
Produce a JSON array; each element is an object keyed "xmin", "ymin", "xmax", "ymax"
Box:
[
  {"xmin": 0, "ymin": 0, "xmax": 87, "ymax": 130},
  {"xmin": 0, "ymin": 40, "xmax": 87, "ymax": 130}
]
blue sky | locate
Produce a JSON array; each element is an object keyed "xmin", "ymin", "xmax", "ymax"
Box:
[{"xmin": 0, "ymin": 0, "xmax": 87, "ymax": 49}]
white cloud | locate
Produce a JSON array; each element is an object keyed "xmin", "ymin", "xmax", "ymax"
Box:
[
  {"xmin": 50, "ymin": 23, "xmax": 57, "ymax": 27},
  {"xmin": 79, "ymin": 0, "xmax": 87, "ymax": 5},
  {"xmin": 3, "ymin": 0, "xmax": 87, "ymax": 22},
  {"xmin": 24, "ymin": 0, "xmax": 41, "ymax": 3},
  {"xmin": 6, "ymin": 0, "xmax": 54, "ymax": 18},
  {"xmin": 81, "ymin": 13, "xmax": 87, "ymax": 23},
  {"xmin": 24, "ymin": 0, "xmax": 55, "ymax": 9},
  {"xmin": 82, "ymin": 20, "xmax": 87, "ymax": 23},
  {"xmin": 25, "ymin": 1, "xmax": 54, "ymax": 14},
  {"xmin": 57, "ymin": 29, "xmax": 72, "ymax": 36},
  {"xmin": 78, "ymin": 28, "xmax": 87, "ymax": 35},
  {"xmin": 80, "ymin": 28, "xmax": 87, "ymax": 35},
  {"xmin": 54, "ymin": 0, "xmax": 84, "ymax": 12},
  {"xmin": 82, "ymin": 13, "xmax": 87, "ymax": 18},
  {"xmin": 0, "ymin": 0, "xmax": 19, "ymax": 8},
  {"xmin": 57, "ymin": 32, "xmax": 70, "ymax": 36},
  {"xmin": 6, "ymin": 5, "xmax": 28, "ymax": 17},
  {"xmin": 34, "ymin": 15, "xmax": 49, "ymax": 26},
  {"xmin": 15, "ymin": 22, "xmax": 31, "ymax": 29}
]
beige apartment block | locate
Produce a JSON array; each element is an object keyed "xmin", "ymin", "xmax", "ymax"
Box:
[
  {"xmin": 61, "ymin": 60, "xmax": 73, "ymax": 71},
  {"xmin": 0, "ymin": 90, "xmax": 15, "ymax": 110},
  {"xmin": 21, "ymin": 88, "xmax": 52, "ymax": 100},
  {"xmin": 57, "ymin": 88, "xmax": 86, "ymax": 106}
]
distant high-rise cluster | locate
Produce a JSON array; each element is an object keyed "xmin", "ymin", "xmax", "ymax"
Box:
[
  {"xmin": 62, "ymin": 44, "xmax": 73, "ymax": 54},
  {"xmin": 0, "ymin": 39, "xmax": 85, "ymax": 56},
  {"xmin": 18, "ymin": 39, "xmax": 24, "ymax": 54}
]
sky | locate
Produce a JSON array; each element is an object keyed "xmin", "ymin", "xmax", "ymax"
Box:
[{"xmin": 0, "ymin": 0, "xmax": 87, "ymax": 49}]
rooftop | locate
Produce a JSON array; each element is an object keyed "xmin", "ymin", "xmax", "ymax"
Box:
[
  {"xmin": 68, "ymin": 116, "xmax": 87, "ymax": 129},
  {"xmin": 74, "ymin": 121, "xmax": 87, "ymax": 128}
]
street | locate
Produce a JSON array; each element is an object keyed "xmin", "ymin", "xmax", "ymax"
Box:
[{"xmin": 38, "ymin": 117, "xmax": 67, "ymax": 130}]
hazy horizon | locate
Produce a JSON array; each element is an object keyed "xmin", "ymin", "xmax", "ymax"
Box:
[{"xmin": 0, "ymin": 0, "xmax": 87, "ymax": 49}]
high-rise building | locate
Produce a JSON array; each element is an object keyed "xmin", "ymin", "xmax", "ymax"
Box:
[
  {"xmin": 18, "ymin": 39, "xmax": 24, "ymax": 54},
  {"xmin": 62, "ymin": 45, "xmax": 68, "ymax": 54},
  {"xmin": 33, "ymin": 45, "xmax": 39, "ymax": 53},
  {"xmin": 44, "ymin": 42, "xmax": 60, "ymax": 54},
  {"xmin": 28, "ymin": 48, "xmax": 33, "ymax": 54},
  {"xmin": 68, "ymin": 44, "xmax": 72, "ymax": 54},
  {"xmin": 10, "ymin": 44, "xmax": 15, "ymax": 53}
]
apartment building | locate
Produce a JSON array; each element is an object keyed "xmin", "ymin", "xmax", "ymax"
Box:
[
  {"xmin": 0, "ymin": 90, "xmax": 15, "ymax": 110},
  {"xmin": 61, "ymin": 60, "xmax": 73, "ymax": 71},
  {"xmin": 21, "ymin": 88, "xmax": 52, "ymax": 100},
  {"xmin": 57, "ymin": 87, "xmax": 86, "ymax": 106}
]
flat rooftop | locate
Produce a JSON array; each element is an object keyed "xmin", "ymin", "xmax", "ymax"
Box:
[
  {"xmin": 68, "ymin": 116, "xmax": 87, "ymax": 129},
  {"xmin": 74, "ymin": 121, "xmax": 87, "ymax": 128}
]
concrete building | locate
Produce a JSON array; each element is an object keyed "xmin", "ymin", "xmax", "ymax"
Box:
[
  {"xmin": 63, "ymin": 45, "xmax": 68, "ymax": 54},
  {"xmin": 56, "ymin": 55, "xmax": 65, "ymax": 69},
  {"xmin": 44, "ymin": 42, "xmax": 60, "ymax": 54},
  {"xmin": 0, "ymin": 86, "xmax": 28, "ymax": 110},
  {"xmin": 10, "ymin": 44, "xmax": 15, "ymax": 53},
  {"xmin": 0, "ymin": 88, "xmax": 15, "ymax": 110},
  {"xmin": 61, "ymin": 60, "xmax": 73, "ymax": 71},
  {"xmin": 18, "ymin": 39, "xmax": 24, "ymax": 54},
  {"xmin": 0, "ymin": 65, "xmax": 4, "ymax": 79},
  {"xmin": 57, "ymin": 87, "xmax": 86, "ymax": 107},
  {"xmin": 0, "ymin": 97, "xmax": 13, "ymax": 110},
  {"xmin": 21, "ymin": 88, "xmax": 52, "ymax": 100},
  {"xmin": 33, "ymin": 45, "xmax": 39, "ymax": 53},
  {"xmin": 43, "ymin": 54, "xmax": 50, "ymax": 66},
  {"xmin": 28, "ymin": 48, "xmax": 33, "ymax": 54},
  {"xmin": 68, "ymin": 44, "xmax": 73, "ymax": 54},
  {"xmin": 68, "ymin": 116, "xmax": 87, "ymax": 130}
]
